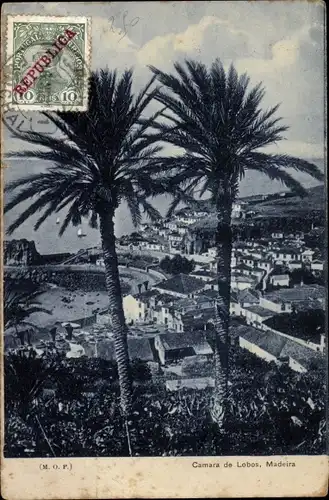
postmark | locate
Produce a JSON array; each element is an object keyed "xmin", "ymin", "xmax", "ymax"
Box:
[{"xmin": 3, "ymin": 15, "xmax": 91, "ymax": 111}]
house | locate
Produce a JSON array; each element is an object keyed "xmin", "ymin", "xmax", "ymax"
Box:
[
  {"xmin": 259, "ymin": 294, "xmax": 292, "ymax": 314},
  {"xmin": 208, "ymin": 260, "xmax": 217, "ymax": 273},
  {"xmin": 140, "ymin": 238, "xmax": 164, "ymax": 251},
  {"xmin": 250, "ymin": 267, "xmax": 266, "ymax": 281},
  {"xmin": 204, "ymin": 279, "xmax": 218, "ymax": 292},
  {"xmin": 166, "ymin": 377, "xmax": 215, "ymax": 391},
  {"xmin": 270, "ymin": 247, "xmax": 301, "ymax": 264},
  {"xmin": 172, "ymin": 307, "xmax": 217, "ymax": 333},
  {"xmin": 232, "ymin": 203, "xmax": 242, "ymax": 219},
  {"xmin": 261, "ymin": 285, "xmax": 325, "ymax": 313},
  {"xmin": 96, "ymin": 257, "xmax": 105, "ymax": 266},
  {"xmin": 207, "ymin": 247, "xmax": 217, "ymax": 259},
  {"xmin": 123, "ymin": 290, "xmax": 163, "ymax": 323},
  {"xmin": 168, "ymin": 231, "xmax": 183, "ymax": 244},
  {"xmin": 269, "ymin": 274, "xmax": 290, "ymax": 288},
  {"xmin": 231, "ymin": 274, "xmax": 256, "ymax": 291},
  {"xmin": 189, "ymin": 270, "xmax": 217, "ymax": 282},
  {"xmin": 153, "ymin": 273, "xmax": 206, "ymax": 298},
  {"xmin": 230, "ymin": 289, "xmax": 260, "ymax": 317},
  {"xmin": 301, "ymin": 249, "xmax": 315, "ymax": 263},
  {"xmin": 271, "ymin": 232, "xmax": 284, "ymax": 239},
  {"xmin": 95, "ymin": 337, "xmax": 154, "ymax": 362},
  {"xmin": 164, "ymin": 221, "xmax": 178, "ymax": 231},
  {"xmin": 311, "ymin": 260, "xmax": 324, "ymax": 272},
  {"xmin": 236, "ymin": 324, "xmax": 325, "ymax": 373},
  {"xmin": 176, "ymin": 224, "xmax": 189, "ymax": 235},
  {"xmin": 258, "ymin": 260, "xmax": 273, "ymax": 273},
  {"xmin": 154, "ymin": 331, "xmax": 213, "ymax": 365},
  {"xmin": 287, "ymin": 260, "xmax": 303, "ymax": 271},
  {"xmin": 241, "ymin": 305, "xmax": 274, "ymax": 327},
  {"xmin": 240, "ymin": 255, "xmax": 258, "ymax": 268}
]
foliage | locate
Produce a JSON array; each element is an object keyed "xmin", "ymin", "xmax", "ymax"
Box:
[
  {"xmin": 4, "ymin": 278, "xmax": 52, "ymax": 334},
  {"xmin": 290, "ymin": 268, "xmax": 324, "ymax": 286},
  {"xmin": 263, "ymin": 310, "xmax": 325, "ymax": 343},
  {"xmin": 4, "ymin": 347, "xmax": 326, "ymax": 458},
  {"xmin": 130, "ymin": 359, "xmax": 152, "ymax": 382},
  {"xmin": 4, "ymin": 69, "xmax": 173, "ymax": 235},
  {"xmin": 159, "ymin": 254, "xmax": 195, "ymax": 275},
  {"xmin": 149, "ymin": 59, "xmax": 324, "ymax": 214}
]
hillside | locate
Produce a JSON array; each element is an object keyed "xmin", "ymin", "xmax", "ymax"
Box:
[{"xmin": 252, "ymin": 185, "xmax": 325, "ymax": 218}]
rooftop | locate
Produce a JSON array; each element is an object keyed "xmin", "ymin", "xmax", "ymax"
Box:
[
  {"xmin": 95, "ymin": 337, "xmax": 154, "ymax": 362},
  {"xmin": 159, "ymin": 331, "xmax": 213, "ymax": 354},
  {"xmin": 154, "ymin": 273, "xmax": 205, "ymax": 295},
  {"xmin": 235, "ymin": 323, "xmax": 325, "ymax": 371},
  {"xmin": 244, "ymin": 305, "xmax": 274, "ymax": 318},
  {"xmin": 265, "ymin": 285, "xmax": 325, "ymax": 303}
]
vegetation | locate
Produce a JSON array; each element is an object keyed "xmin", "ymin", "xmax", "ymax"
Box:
[
  {"xmin": 4, "ymin": 279, "xmax": 52, "ymax": 345},
  {"xmin": 160, "ymin": 254, "xmax": 195, "ymax": 275},
  {"xmin": 4, "ymin": 348, "xmax": 326, "ymax": 457},
  {"xmin": 150, "ymin": 59, "xmax": 324, "ymax": 428},
  {"xmin": 4, "ymin": 69, "xmax": 172, "ymax": 424}
]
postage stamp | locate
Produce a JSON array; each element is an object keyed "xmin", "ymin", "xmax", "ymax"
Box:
[{"xmin": 3, "ymin": 15, "xmax": 91, "ymax": 111}]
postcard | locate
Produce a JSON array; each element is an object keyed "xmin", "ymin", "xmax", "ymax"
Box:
[{"xmin": 1, "ymin": 2, "xmax": 327, "ymax": 499}]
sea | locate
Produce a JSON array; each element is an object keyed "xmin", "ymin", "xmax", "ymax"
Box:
[{"xmin": 3, "ymin": 158, "xmax": 325, "ymax": 255}]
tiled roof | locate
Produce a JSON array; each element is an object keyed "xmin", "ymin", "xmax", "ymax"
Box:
[
  {"xmin": 232, "ymin": 324, "xmax": 325, "ymax": 370},
  {"xmin": 96, "ymin": 338, "xmax": 154, "ymax": 362},
  {"xmin": 236, "ymin": 289, "xmax": 260, "ymax": 304},
  {"xmin": 155, "ymin": 273, "xmax": 205, "ymax": 295},
  {"xmin": 191, "ymin": 270, "xmax": 217, "ymax": 278},
  {"xmin": 265, "ymin": 285, "xmax": 325, "ymax": 303},
  {"xmin": 160, "ymin": 331, "xmax": 213, "ymax": 354},
  {"xmin": 244, "ymin": 305, "xmax": 274, "ymax": 318}
]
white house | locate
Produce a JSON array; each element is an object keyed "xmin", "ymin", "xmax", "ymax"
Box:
[
  {"xmin": 271, "ymin": 248, "xmax": 301, "ymax": 264},
  {"xmin": 259, "ymin": 295, "xmax": 292, "ymax": 314},
  {"xmin": 208, "ymin": 247, "xmax": 217, "ymax": 259},
  {"xmin": 145, "ymin": 241, "xmax": 164, "ymax": 251},
  {"xmin": 269, "ymin": 274, "xmax": 290, "ymax": 288},
  {"xmin": 232, "ymin": 203, "xmax": 242, "ymax": 219},
  {"xmin": 287, "ymin": 261, "xmax": 303, "ymax": 270},
  {"xmin": 204, "ymin": 279, "xmax": 218, "ymax": 292},
  {"xmin": 271, "ymin": 232, "xmax": 284, "ymax": 239},
  {"xmin": 301, "ymin": 249, "xmax": 315, "ymax": 263},
  {"xmin": 190, "ymin": 270, "xmax": 217, "ymax": 282},
  {"xmin": 123, "ymin": 294, "xmax": 145, "ymax": 323},
  {"xmin": 241, "ymin": 305, "xmax": 274, "ymax": 327},
  {"xmin": 153, "ymin": 273, "xmax": 206, "ymax": 298},
  {"xmin": 258, "ymin": 260, "xmax": 273, "ymax": 272},
  {"xmin": 311, "ymin": 260, "xmax": 324, "ymax": 272},
  {"xmin": 96, "ymin": 257, "xmax": 105, "ymax": 266},
  {"xmin": 231, "ymin": 274, "xmax": 255, "ymax": 291}
]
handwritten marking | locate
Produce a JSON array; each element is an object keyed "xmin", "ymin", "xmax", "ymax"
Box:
[{"xmin": 108, "ymin": 10, "xmax": 140, "ymax": 42}]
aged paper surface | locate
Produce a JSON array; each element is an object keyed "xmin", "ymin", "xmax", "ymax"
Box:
[{"xmin": 1, "ymin": 1, "xmax": 327, "ymax": 499}]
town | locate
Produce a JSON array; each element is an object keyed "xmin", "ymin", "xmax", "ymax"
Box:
[{"xmin": 5, "ymin": 188, "xmax": 326, "ymax": 392}]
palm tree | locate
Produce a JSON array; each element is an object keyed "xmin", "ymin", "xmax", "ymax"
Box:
[
  {"xmin": 4, "ymin": 69, "xmax": 167, "ymax": 419},
  {"xmin": 149, "ymin": 59, "xmax": 324, "ymax": 429},
  {"xmin": 4, "ymin": 279, "xmax": 52, "ymax": 344}
]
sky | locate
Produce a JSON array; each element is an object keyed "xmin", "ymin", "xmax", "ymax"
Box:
[
  {"xmin": 3, "ymin": 1, "xmax": 326, "ymax": 159},
  {"xmin": 2, "ymin": 2, "xmax": 326, "ymax": 253}
]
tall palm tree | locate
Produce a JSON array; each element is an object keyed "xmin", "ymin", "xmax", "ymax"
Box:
[
  {"xmin": 4, "ymin": 69, "xmax": 167, "ymax": 419},
  {"xmin": 4, "ymin": 279, "xmax": 52, "ymax": 344},
  {"xmin": 149, "ymin": 59, "xmax": 324, "ymax": 429}
]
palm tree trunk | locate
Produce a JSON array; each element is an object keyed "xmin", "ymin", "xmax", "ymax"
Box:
[
  {"xmin": 99, "ymin": 210, "xmax": 133, "ymax": 417},
  {"xmin": 211, "ymin": 184, "xmax": 233, "ymax": 433}
]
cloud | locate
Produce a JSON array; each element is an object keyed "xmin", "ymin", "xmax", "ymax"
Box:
[{"xmin": 136, "ymin": 16, "xmax": 250, "ymax": 67}]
